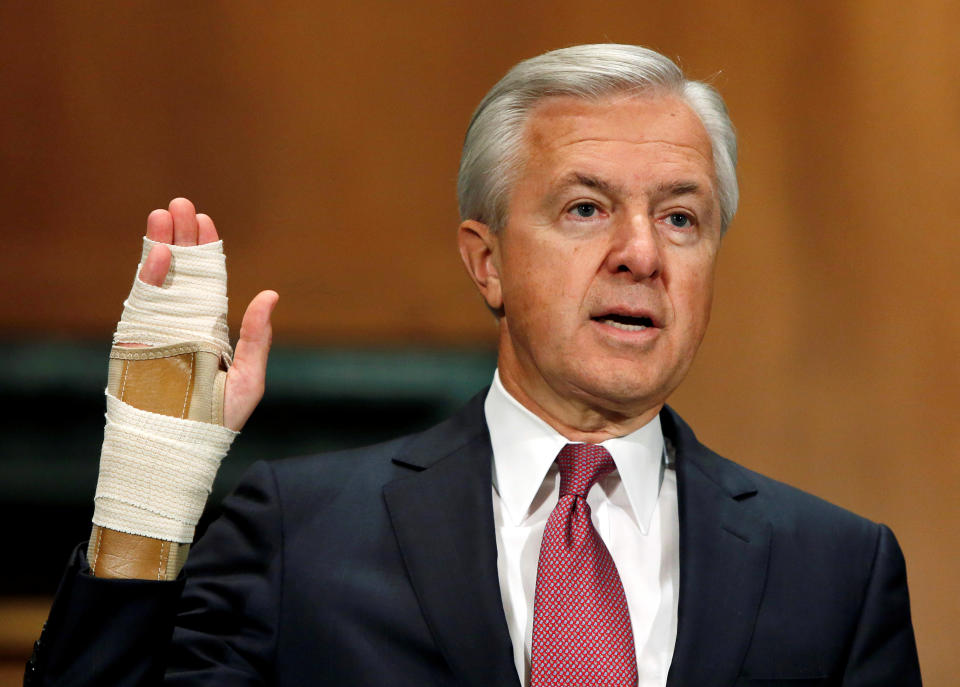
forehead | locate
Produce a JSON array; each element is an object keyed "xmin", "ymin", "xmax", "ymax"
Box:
[{"xmin": 519, "ymin": 93, "xmax": 716, "ymax": 185}]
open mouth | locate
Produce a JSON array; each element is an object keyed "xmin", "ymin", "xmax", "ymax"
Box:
[{"xmin": 592, "ymin": 314, "xmax": 656, "ymax": 331}]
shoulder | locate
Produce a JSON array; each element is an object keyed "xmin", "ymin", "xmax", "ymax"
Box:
[
  {"xmin": 272, "ymin": 431, "xmax": 421, "ymax": 481},
  {"xmin": 720, "ymin": 450, "xmax": 878, "ymax": 537},
  {"xmin": 235, "ymin": 389, "xmax": 491, "ymax": 519},
  {"xmin": 662, "ymin": 405, "xmax": 884, "ymax": 550},
  {"xmin": 228, "ymin": 432, "xmax": 422, "ymax": 527}
]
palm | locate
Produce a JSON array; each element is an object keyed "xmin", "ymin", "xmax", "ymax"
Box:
[{"xmin": 137, "ymin": 198, "xmax": 278, "ymax": 431}]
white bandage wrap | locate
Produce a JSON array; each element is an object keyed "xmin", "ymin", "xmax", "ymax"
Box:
[
  {"xmin": 93, "ymin": 394, "xmax": 238, "ymax": 542},
  {"xmin": 114, "ymin": 238, "xmax": 233, "ymax": 364},
  {"xmin": 93, "ymin": 237, "xmax": 238, "ymax": 543}
]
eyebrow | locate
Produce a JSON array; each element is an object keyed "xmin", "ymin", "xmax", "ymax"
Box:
[
  {"xmin": 556, "ymin": 174, "xmax": 705, "ymax": 198},
  {"xmin": 555, "ymin": 172, "xmax": 627, "ymax": 198},
  {"xmin": 656, "ymin": 181, "xmax": 704, "ymax": 197}
]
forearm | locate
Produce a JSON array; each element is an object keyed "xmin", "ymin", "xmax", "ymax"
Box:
[{"xmin": 26, "ymin": 546, "xmax": 185, "ymax": 687}]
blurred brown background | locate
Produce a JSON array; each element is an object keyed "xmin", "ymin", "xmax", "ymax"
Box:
[{"xmin": 1, "ymin": 1, "xmax": 957, "ymax": 685}]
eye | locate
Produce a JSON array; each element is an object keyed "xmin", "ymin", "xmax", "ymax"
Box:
[
  {"xmin": 570, "ymin": 202, "xmax": 599, "ymax": 219},
  {"xmin": 666, "ymin": 212, "xmax": 693, "ymax": 229}
]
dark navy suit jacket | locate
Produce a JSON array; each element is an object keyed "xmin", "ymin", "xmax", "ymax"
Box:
[{"xmin": 29, "ymin": 395, "xmax": 922, "ymax": 686}]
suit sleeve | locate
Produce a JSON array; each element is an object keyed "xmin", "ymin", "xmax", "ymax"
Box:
[
  {"xmin": 26, "ymin": 461, "xmax": 284, "ymax": 687},
  {"xmin": 841, "ymin": 524, "xmax": 922, "ymax": 686}
]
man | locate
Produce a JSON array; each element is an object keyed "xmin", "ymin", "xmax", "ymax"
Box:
[{"xmin": 28, "ymin": 44, "xmax": 921, "ymax": 686}]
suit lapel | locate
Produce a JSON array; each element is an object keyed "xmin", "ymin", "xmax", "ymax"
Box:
[
  {"xmin": 663, "ymin": 408, "xmax": 771, "ymax": 687},
  {"xmin": 383, "ymin": 394, "xmax": 520, "ymax": 687}
]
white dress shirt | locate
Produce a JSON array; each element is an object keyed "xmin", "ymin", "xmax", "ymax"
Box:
[{"xmin": 485, "ymin": 371, "xmax": 679, "ymax": 687}]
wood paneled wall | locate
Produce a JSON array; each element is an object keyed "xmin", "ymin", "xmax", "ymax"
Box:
[{"xmin": 1, "ymin": 2, "xmax": 957, "ymax": 684}]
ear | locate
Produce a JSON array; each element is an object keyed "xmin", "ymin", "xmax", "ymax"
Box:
[{"xmin": 458, "ymin": 219, "xmax": 503, "ymax": 312}]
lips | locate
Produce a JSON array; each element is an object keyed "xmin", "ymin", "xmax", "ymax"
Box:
[{"xmin": 590, "ymin": 308, "xmax": 661, "ymax": 331}]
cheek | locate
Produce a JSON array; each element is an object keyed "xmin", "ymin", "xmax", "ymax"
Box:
[
  {"xmin": 672, "ymin": 265, "xmax": 716, "ymax": 336},
  {"xmin": 504, "ymin": 241, "xmax": 581, "ymax": 306}
]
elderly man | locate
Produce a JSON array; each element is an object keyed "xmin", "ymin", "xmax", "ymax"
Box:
[{"xmin": 28, "ymin": 45, "xmax": 920, "ymax": 686}]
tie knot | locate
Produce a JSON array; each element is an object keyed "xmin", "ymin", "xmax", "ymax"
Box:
[{"xmin": 556, "ymin": 443, "xmax": 616, "ymax": 498}]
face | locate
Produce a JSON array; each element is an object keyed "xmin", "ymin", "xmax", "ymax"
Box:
[{"xmin": 460, "ymin": 93, "xmax": 723, "ymax": 436}]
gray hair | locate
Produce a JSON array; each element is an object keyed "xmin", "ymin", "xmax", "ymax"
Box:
[{"xmin": 457, "ymin": 44, "xmax": 739, "ymax": 233}]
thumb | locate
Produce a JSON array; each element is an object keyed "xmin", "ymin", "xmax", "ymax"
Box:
[
  {"xmin": 223, "ymin": 290, "xmax": 279, "ymax": 431},
  {"xmin": 233, "ymin": 290, "xmax": 279, "ymax": 374}
]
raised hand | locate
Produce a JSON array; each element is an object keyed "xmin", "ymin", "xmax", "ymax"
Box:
[{"xmin": 136, "ymin": 197, "xmax": 278, "ymax": 431}]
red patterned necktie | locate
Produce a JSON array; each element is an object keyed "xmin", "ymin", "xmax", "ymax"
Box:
[{"xmin": 530, "ymin": 443, "xmax": 638, "ymax": 687}]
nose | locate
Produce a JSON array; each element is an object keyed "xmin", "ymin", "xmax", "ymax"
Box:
[{"xmin": 604, "ymin": 213, "xmax": 663, "ymax": 280}]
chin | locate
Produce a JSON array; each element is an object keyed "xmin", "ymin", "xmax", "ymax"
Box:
[{"xmin": 567, "ymin": 369, "xmax": 673, "ymax": 416}]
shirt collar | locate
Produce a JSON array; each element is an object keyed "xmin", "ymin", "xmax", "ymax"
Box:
[{"xmin": 484, "ymin": 370, "xmax": 665, "ymax": 533}]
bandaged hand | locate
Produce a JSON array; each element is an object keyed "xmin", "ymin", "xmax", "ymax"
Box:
[
  {"xmin": 89, "ymin": 199, "xmax": 277, "ymax": 576},
  {"xmin": 131, "ymin": 200, "xmax": 278, "ymax": 433}
]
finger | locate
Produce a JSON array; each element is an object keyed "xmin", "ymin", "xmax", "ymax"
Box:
[
  {"xmin": 138, "ymin": 244, "xmax": 172, "ymax": 287},
  {"xmin": 169, "ymin": 197, "xmax": 198, "ymax": 246},
  {"xmin": 233, "ymin": 290, "xmax": 279, "ymax": 375},
  {"xmin": 196, "ymin": 212, "xmax": 219, "ymax": 244},
  {"xmin": 146, "ymin": 209, "xmax": 173, "ymax": 244}
]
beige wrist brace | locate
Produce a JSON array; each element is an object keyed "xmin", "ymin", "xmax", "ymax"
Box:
[{"xmin": 90, "ymin": 239, "xmax": 238, "ymax": 576}]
